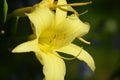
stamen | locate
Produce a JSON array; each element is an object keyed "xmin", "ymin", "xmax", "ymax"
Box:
[
  {"xmin": 54, "ymin": 1, "xmax": 92, "ymax": 7},
  {"xmin": 66, "ymin": 10, "xmax": 88, "ymax": 19},
  {"xmin": 56, "ymin": 47, "xmax": 83, "ymax": 60},
  {"xmin": 49, "ymin": 34, "xmax": 56, "ymax": 43},
  {"xmin": 78, "ymin": 10, "xmax": 88, "ymax": 16},
  {"xmin": 57, "ymin": 6, "xmax": 78, "ymax": 16},
  {"xmin": 78, "ymin": 37, "xmax": 91, "ymax": 44},
  {"xmin": 53, "ymin": 1, "xmax": 90, "ymax": 16}
]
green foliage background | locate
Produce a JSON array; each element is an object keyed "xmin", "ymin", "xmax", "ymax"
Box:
[{"xmin": 0, "ymin": 0, "xmax": 120, "ymax": 80}]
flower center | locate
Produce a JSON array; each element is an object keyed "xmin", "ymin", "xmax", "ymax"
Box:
[{"xmin": 38, "ymin": 28, "xmax": 66, "ymax": 52}]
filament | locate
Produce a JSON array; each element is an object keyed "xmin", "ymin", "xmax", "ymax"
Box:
[{"xmin": 56, "ymin": 47, "xmax": 83, "ymax": 60}]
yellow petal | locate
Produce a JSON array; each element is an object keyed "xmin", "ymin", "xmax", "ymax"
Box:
[
  {"xmin": 44, "ymin": 0, "xmax": 54, "ymax": 4},
  {"xmin": 65, "ymin": 15, "xmax": 90, "ymax": 37},
  {"xmin": 12, "ymin": 39, "xmax": 39, "ymax": 53},
  {"xmin": 39, "ymin": 0, "xmax": 54, "ymax": 7},
  {"xmin": 55, "ymin": 0, "xmax": 67, "ymax": 26},
  {"xmin": 55, "ymin": 15, "xmax": 90, "ymax": 46},
  {"xmin": 57, "ymin": 44, "xmax": 95, "ymax": 71},
  {"xmin": 26, "ymin": 7, "xmax": 54, "ymax": 37},
  {"xmin": 35, "ymin": 52, "xmax": 66, "ymax": 80}
]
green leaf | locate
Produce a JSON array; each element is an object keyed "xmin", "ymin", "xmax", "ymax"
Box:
[
  {"xmin": 0, "ymin": 0, "xmax": 8, "ymax": 26},
  {"xmin": 3, "ymin": 0, "xmax": 8, "ymax": 23},
  {"xmin": 11, "ymin": 16, "xmax": 19, "ymax": 37}
]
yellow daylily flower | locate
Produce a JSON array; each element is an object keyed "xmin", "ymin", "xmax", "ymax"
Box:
[{"xmin": 12, "ymin": 0, "xmax": 95, "ymax": 80}]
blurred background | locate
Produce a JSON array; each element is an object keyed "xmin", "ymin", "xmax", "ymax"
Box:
[{"xmin": 0, "ymin": 0, "xmax": 120, "ymax": 80}]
